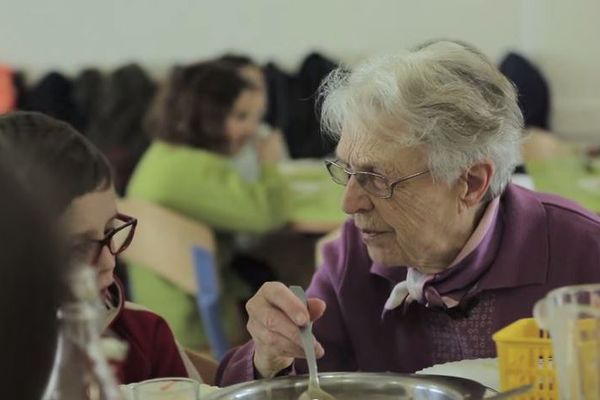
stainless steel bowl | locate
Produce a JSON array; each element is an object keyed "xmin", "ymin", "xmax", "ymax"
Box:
[{"xmin": 204, "ymin": 372, "xmax": 493, "ymax": 400}]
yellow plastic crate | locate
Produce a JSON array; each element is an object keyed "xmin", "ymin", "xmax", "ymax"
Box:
[
  {"xmin": 492, "ymin": 318, "xmax": 557, "ymax": 400},
  {"xmin": 493, "ymin": 317, "xmax": 600, "ymax": 400}
]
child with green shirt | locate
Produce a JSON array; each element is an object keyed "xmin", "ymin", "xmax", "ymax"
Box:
[{"xmin": 127, "ymin": 61, "xmax": 290, "ymax": 352}]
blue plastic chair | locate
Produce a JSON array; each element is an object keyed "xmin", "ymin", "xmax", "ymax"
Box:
[
  {"xmin": 118, "ymin": 198, "xmax": 231, "ymax": 360},
  {"xmin": 192, "ymin": 246, "xmax": 230, "ymax": 360}
]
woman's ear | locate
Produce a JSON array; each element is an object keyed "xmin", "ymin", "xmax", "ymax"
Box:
[{"xmin": 458, "ymin": 159, "xmax": 494, "ymax": 209}]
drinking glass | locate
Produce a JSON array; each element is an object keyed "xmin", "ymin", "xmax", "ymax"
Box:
[{"xmin": 132, "ymin": 377, "xmax": 199, "ymax": 400}]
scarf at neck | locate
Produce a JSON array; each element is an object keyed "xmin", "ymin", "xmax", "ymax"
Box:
[{"xmin": 383, "ymin": 197, "xmax": 501, "ymax": 311}]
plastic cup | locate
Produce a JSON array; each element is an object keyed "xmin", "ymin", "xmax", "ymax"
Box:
[{"xmin": 132, "ymin": 377, "xmax": 199, "ymax": 400}]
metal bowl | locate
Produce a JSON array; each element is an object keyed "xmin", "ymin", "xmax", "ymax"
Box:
[{"xmin": 204, "ymin": 372, "xmax": 492, "ymax": 400}]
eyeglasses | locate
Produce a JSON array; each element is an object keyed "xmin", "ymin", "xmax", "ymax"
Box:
[
  {"xmin": 325, "ymin": 159, "xmax": 429, "ymax": 199},
  {"xmin": 90, "ymin": 213, "xmax": 137, "ymax": 264}
]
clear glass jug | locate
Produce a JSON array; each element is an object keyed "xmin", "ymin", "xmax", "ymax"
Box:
[{"xmin": 534, "ymin": 284, "xmax": 600, "ymax": 400}]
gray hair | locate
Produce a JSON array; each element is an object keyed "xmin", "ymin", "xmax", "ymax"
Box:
[{"xmin": 319, "ymin": 40, "xmax": 524, "ymax": 198}]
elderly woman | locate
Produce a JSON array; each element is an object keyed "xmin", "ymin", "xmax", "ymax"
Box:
[{"xmin": 216, "ymin": 40, "xmax": 600, "ymax": 384}]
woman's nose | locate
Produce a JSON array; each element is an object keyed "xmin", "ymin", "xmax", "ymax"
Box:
[{"xmin": 341, "ymin": 176, "xmax": 374, "ymax": 215}]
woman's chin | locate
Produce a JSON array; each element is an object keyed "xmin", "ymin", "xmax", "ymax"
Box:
[{"xmin": 366, "ymin": 246, "xmax": 399, "ymax": 267}]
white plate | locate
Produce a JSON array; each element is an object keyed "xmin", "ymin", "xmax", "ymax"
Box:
[{"xmin": 415, "ymin": 357, "xmax": 500, "ymax": 392}]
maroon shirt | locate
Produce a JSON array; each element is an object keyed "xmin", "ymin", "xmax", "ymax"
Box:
[
  {"xmin": 105, "ymin": 281, "xmax": 190, "ymax": 384},
  {"xmin": 217, "ymin": 184, "xmax": 600, "ymax": 385}
]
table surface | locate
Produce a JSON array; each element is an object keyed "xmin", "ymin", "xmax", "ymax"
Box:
[
  {"xmin": 282, "ymin": 160, "xmax": 346, "ymax": 234},
  {"xmin": 526, "ymin": 155, "xmax": 600, "ymax": 213}
]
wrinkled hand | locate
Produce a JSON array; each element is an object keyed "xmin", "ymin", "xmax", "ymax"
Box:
[{"xmin": 246, "ymin": 282, "xmax": 326, "ymax": 378}]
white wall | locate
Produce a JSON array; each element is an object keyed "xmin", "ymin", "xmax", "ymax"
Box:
[
  {"xmin": 520, "ymin": 0, "xmax": 600, "ymax": 140},
  {"xmin": 0, "ymin": 0, "xmax": 523, "ymax": 71},
  {"xmin": 0, "ymin": 0, "xmax": 599, "ymax": 140}
]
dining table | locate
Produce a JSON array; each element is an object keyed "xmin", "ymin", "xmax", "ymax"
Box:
[
  {"xmin": 281, "ymin": 159, "xmax": 347, "ymax": 234},
  {"xmin": 526, "ymin": 154, "xmax": 600, "ymax": 213}
]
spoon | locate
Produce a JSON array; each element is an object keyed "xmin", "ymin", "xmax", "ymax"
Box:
[
  {"xmin": 289, "ymin": 286, "xmax": 336, "ymax": 400},
  {"xmin": 485, "ymin": 384, "xmax": 533, "ymax": 399}
]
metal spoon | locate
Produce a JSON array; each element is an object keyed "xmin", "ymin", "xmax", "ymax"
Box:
[
  {"xmin": 485, "ymin": 384, "xmax": 533, "ymax": 399},
  {"xmin": 289, "ymin": 286, "xmax": 336, "ymax": 400}
]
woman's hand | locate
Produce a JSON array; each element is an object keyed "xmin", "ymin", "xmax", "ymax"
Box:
[{"xmin": 246, "ymin": 282, "xmax": 326, "ymax": 378}]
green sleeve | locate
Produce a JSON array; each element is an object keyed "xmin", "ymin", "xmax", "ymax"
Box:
[{"xmin": 155, "ymin": 152, "xmax": 289, "ymax": 233}]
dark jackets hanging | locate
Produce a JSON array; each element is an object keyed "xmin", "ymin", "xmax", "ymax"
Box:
[
  {"xmin": 87, "ymin": 64, "xmax": 156, "ymax": 194},
  {"xmin": 23, "ymin": 72, "xmax": 84, "ymax": 130},
  {"xmin": 264, "ymin": 52, "xmax": 339, "ymax": 158},
  {"xmin": 72, "ymin": 68, "xmax": 105, "ymax": 134},
  {"xmin": 499, "ymin": 52, "xmax": 551, "ymax": 130}
]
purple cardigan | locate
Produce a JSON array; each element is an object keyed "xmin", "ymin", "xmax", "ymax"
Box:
[{"xmin": 217, "ymin": 184, "xmax": 600, "ymax": 385}]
